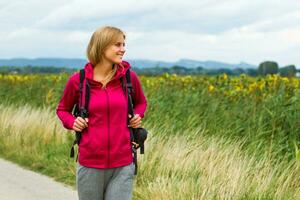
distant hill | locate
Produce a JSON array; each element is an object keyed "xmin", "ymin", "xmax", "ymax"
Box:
[
  {"xmin": 173, "ymin": 59, "xmax": 257, "ymax": 69},
  {"xmin": 0, "ymin": 58, "xmax": 257, "ymax": 69},
  {"xmin": 0, "ymin": 58, "xmax": 87, "ymax": 69}
]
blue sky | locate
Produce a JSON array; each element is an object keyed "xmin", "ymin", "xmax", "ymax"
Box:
[{"xmin": 1, "ymin": 0, "xmax": 300, "ymax": 67}]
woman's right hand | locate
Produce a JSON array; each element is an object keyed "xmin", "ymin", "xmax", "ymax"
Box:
[{"xmin": 73, "ymin": 117, "xmax": 89, "ymax": 132}]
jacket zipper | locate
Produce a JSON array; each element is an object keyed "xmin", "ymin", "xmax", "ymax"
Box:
[{"xmin": 104, "ymin": 88, "xmax": 110, "ymax": 168}]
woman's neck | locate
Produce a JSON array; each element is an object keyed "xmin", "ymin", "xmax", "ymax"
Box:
[{"xmin": 94, "ymin": 60, "xmax": 114, "ymax": 77}]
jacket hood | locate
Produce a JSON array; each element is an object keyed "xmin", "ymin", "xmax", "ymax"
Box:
[{"xmin": 83, "ymin": 60, "xmax": 131, "ymax": 82}]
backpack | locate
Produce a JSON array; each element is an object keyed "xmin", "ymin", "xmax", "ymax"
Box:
[{"xmin": 70, "ymin": 68, "xmax": 147, "ymax": 175}]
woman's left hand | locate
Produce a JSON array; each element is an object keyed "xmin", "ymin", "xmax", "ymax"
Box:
[{"xmin": 128, "ymin": 114, "xmax": 142, "ymax": 128}]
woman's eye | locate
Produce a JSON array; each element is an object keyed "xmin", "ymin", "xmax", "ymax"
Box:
[{"xmin": 115, "ymin": 43, "xmax": 125, "ymax": 47}]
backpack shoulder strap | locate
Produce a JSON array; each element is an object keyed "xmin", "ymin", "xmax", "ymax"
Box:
[
  {"xmin": 120, "ymin": 69, "xmax": 131, "ymax": 92},
  {"xmin": 120, "ymin": 69, "xmax": 135, "ymax": 112},
  {"xmin": 78, "ymin": 69, "xmax": 85, "ymax": 107},
  {"xmin": 70, "ymin": 69, "xmax": 89, "ymax": 159},
  {"xmin": 79, "ymin": 69, "xmax": 85, "ymax": 85},
  {"xmin": 78, "ymin": 69, "xmax": 90, "ymax": 112},
  {"xmin": 125, "ymin": 69, "xmax": 134, "ymax": 102},
  {"xmin": 125, "ymin": 69, "xmax": 132, "ymax": 90},
  {"xmin": 122, "ymin": 69, "xmax": 138, "ymax": 175}
]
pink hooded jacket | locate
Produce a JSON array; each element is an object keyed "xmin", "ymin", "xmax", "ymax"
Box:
[{"xmin": 56, "ymin": 61, "xmax": 147, "ymax": 169}]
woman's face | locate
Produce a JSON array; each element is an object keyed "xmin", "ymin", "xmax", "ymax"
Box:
[{"xmin": 103, "ymin": 34, "xmax": 126, "ymax": 64}]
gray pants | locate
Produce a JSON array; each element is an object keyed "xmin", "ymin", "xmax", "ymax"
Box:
[{"xmin": 76, "ymin": 162, "xmax": 135, "ymax": 200}]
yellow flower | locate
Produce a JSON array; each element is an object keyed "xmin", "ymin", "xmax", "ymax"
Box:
[
  {"xmin": 281, "ymin": 77, "xmax": 289, "ymax": 83},
  {"xmin": 248, "ymin": 83, "xmax": 257, "ymax": 93},
  {"xmin": 235, "ymin": 86, "xmax": 242, "ymax": 92},
  {"xmin": 208, "ymin": 85, "xmax": 215, "ymax": 92},
  {"xmin": 259, "ymin": 82, "xmax": 265, "ymax": 91}
]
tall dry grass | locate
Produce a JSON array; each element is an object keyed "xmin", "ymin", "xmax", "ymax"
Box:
[
  {"xmin": 0, "ymin": 104, "xmax": 76, "ymax": 184},
  {"xmin": 137, "ymin": 128, "xmax": 300, "ymax": 199},
  {"xmin": 0, "ymin": 104, "xmax": 299, "ymax": 199}
]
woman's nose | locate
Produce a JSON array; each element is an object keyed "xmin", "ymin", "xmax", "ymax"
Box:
[{"xmin": 120, "ymin": 45, "xmax": 126, "ymax": 52}]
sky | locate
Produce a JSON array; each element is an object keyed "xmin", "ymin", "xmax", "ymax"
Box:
[{"xmin": 0, "ymin": 0, "xmax": 300, "ymax": 67}]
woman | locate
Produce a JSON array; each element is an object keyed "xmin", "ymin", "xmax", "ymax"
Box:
[{"xmin": 56, "ymin": 26, "xmax": 147, "ymax": 200}]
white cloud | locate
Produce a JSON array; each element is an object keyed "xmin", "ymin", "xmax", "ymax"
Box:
[
  {"xmin": 126, "ymin": 24, "xmax": 300, "ymax": 66},
  {"xmin": 33, "ymin": 0, "xmax": 159, "ymax": 30},
  {"xmin": 0, "ymin": 28, "xmax": 89, "ymax": 58},
  {"xmin": 0, "ymin": 0, "xmax": 300, "ymax": 67}
]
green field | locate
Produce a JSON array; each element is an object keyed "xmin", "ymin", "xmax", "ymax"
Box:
[{"xmin": 0, "ymin": 73, "xmax": 299, "ymax": 199}]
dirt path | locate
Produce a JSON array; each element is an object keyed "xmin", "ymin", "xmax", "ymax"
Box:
[{"xmin": 0, "ymin": 158, "xmax": 77, "ymax": 200}]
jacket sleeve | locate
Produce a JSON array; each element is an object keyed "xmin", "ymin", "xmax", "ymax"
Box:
[
  {"xmin": 130, "ymin": 70, "xmax": 147, "ymax": 118},
  {"xmin": 56, "ymin": 74, "xmax": 78, "ymax": 130}
]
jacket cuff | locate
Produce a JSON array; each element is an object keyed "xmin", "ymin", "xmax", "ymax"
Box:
[
  {"xmin": 64, "ymin": 116, "xmax": 76, "ymax": 130},
  {"xmin": 134, "ymin": 112, "xmax": 144, "ymax": 118}
]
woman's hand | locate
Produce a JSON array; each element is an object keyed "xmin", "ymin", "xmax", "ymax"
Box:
[
  {"xmin": 73, "ymin": 117, "xmax": 89, "ymax": 132},
  {"xmin": 128, "ymin": 114, "xmax": 142, "ymax": 128}
]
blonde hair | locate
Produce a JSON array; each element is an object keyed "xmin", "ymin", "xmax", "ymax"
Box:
[{"xmin": 86, "ymin": 26, "xmax": 125, "ymax": 88}]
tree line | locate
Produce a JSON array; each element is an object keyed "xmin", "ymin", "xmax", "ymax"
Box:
[{"xmin": 0, "ymin": 61, "xmax": 298, "ymax": 77}]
